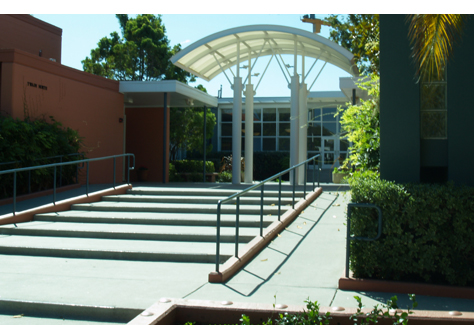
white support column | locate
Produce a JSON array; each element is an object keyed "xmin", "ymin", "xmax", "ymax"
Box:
[
  {"xmin": 232, "ymin": 77, "xmax": 242, "ymax": 185},
  {"xmin": 298, "ymin": 83, "xmax": 308, "ymax": 185},
  {"xmin": 244, "ymin": 83, "xmax": 254, "ymax": 183},
  {"xmin": 290, "ymin": 74, "xmax": 300, "ymax": 185}
]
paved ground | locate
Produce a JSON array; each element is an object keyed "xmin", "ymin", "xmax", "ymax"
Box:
[{"xmin": 0, "ymin": 182, "xmax": 473, "ymax": 324}]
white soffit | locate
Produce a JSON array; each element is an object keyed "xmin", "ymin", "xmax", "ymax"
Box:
[{"xmin": 171, "ymin": 25, "xmax": 359, "ymax": 81}]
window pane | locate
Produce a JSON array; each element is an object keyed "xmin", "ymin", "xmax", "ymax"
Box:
[
  {"xmin": 279, "ymin": 138, "xmax": 290, "ymax": 151},
  {"xmin": 263, "ymin": 108, "xmax": 276, "ymax": 121},
  {"xmin": 308, "ymin": 124, "xmax": 321, "ymax": 137},
  {"xmin": 221, "ymin": 138, "xmax": 232, "ymax": 151},
  {"xmin": 263, "ymin": 123, "xmax": 276, "ymax": 136},
  {"xmin": 253, "ymin": 123, "xmax": 261, "ymax": 135},
  {"xmin": 421, "ymin": 84, "xmax": 446, "ymax": 111},
  {"xmin": 421, "ymin": 111, "xmax": 447, "ymax": 138},
  {"xmin": 263, "ymin": 138, "xmax": 276, "ymax": 151},
  {"xmin": 307, "ymin": 137, "xmax": 321, "ymax": 152},
  {"xmin": 279, "ymin": 123, "xmax": 291, "ymax": 136},
  {"xmin": 254, "ymin": 137, "xmax": 262, "ymax": 151},
  {"xmin": 221, "ymin": 123, "xmax": 232, "ymax": 136},
  {"xmin": 310, "ymin": 108, "xmax": 322, "ymax": 123},
  {"xmin": 322, "ymin": 123, "xmax": 337, "ymax": 136},
  {"xmin": 222, "ymin": 109, "xmax": 232, "ymax": 122},
  {"xmin": 324, "ymin": 153, "xmax": 335, "ymax": 165},
  {"xmin": 322, "ymin": 107, "xmax": 337, "ymax": 121},
  {"xmin": 324, "ymin": 139, "xmax": 335, "ymax": 151},
  {"xmin": 279, "ymin": 108, "xmax": 290, "ymax": 121},
  {"xmin": 252, "ymin": 108, "xmax": 261, "ymax": 121}
]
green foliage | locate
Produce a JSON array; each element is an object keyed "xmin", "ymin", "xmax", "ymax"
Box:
[
  {"xmin": 82, "ymin": 14, "xmax": 193, "ymax": 83},
  {"xmin": 324, "ymin": 14, "xmax": 379, "ymax": 75},
  {"xmin": 217, "ymin": 171, "xmax": 232, "ymax": 183},
  {"xmin": 351, "ymin": 294, "xmax": 417, "ymax": 325},
  {"xmin": 0, "ymin": 115, "xmax": 83, "ymax": 199},
  {"xmin": 338, "ymin": 74, "xmax": 380, "ymax": 171},
  {"xmin": 348, "ymin": 171, "xmax": 474, "ymax": 286},
  {"xmin": 172, "ymin": 160, "xmax": 215, "ymax": 173},
  {"xmin": 170, "ymin": 107, "xmax": 216, "ymax": 160}
]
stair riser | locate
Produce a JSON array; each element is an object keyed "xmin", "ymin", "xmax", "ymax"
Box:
[
  {"xmin": 33, "ymin": 215, "xmax": 273, "ymax": 228},
  {"xmin": 70, "ymin": 205, "xmax": 288, "ymax": 215},
  {"xmin": 0, "ymin": 228, "xmax": 255, "ymax": 243},
  {"xmin": 127, "ymin": 190, "xmax": 308, "ymax": 198},
  {"xmin": 0, "ymin": 246, "xmax": 231, "ymax": 263},
  {"xmin": 102, "ymin": 197, "xmax": 295, "ymax": 205}
]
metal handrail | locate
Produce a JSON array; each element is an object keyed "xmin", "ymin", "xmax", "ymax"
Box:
[
  {"xmin": 215, "ymin": 154, "xmax": 321, "ymax": 273},
  {"xmin": 1, "ymin": 153, "xmax": 135, "ymax": 217},
  {"xmin": 345, "ymin": 203, "xmax": 382, "ymax": 278},
  {"xmin": 0, "ymin": 153, "xmax": 85, "ymax": 193}
]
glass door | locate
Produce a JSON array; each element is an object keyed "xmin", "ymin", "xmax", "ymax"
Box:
[{"xmin": 321, "ymin": 136, "xmax": 340, "ymax": 169}]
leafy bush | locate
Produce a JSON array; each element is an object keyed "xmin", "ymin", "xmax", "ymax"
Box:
[
  {"xmin": 217, "ymin": 171, "xmax": 232, "ymax": 182},
  {"xmin": 172, "ymin": 160, "xmax": 215, "ymax": 173},
  {"xmin": 0, "ymin": 115, "xmax": 83, "ymax": 199},
  {"xmin": 348, "ymin": 171, "xmax": 474, "ymax": 286},
  {"xmin": 338, "ymin": 74, "xmax": 379, "ymax": 171}
]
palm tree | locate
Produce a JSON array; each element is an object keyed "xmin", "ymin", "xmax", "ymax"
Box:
[{"xmin": 407, "ymin": 14, "xmax": 469, "ymax": 82}]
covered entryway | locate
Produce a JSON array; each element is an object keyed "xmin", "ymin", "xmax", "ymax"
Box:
[
  {"xmin": 120, "ymin": 80, "xmax": 218, "ymax": 183},
  {"xmin": 171, "ymin": 25, "xmax": 359, "ymax": 184}
]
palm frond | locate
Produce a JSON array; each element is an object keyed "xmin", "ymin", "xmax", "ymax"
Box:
[{"xmin": 407, "ymin": 14, "xmax": 468, "ymax": 82}]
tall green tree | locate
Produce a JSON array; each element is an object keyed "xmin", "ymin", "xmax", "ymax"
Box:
[
  {"xmin": 324, "ymin": 14, "xmax": 379, "ymax": 75},
  {"xmin": 82, "ymin": 14, "xmax": 194, "ymax": 83}
]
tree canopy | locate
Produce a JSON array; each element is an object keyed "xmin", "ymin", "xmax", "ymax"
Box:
[
  {"xmin": 82, "ymin": 14, "xmax": 194, "ymax": 83},
  {"xmin": 324, "ymin": 15, "xmax": 379, "ymax": 76}
]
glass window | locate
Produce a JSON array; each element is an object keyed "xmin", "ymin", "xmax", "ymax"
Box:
[
  {"xmin": 308, "ymin": 124, "xmax": 321, "ymax": 137},
  {"xmin": 322, "ymin": 107, "xmax": 337, "ymax": 122},
  {"xmin": 253, "ymin": 123, "xmax": 262, "ymax": 136},
  {"xmin": 340, "ymin": 138, "xmax": 350, "ymax": 151},
  {"xmin": 307, "ymin": 137, "xmax": 321, "ymax": 152},
  {"xmin": 254, "ymin": 137, "xmax": 262, "ymax": 151},
  {"xmin": 279, "ymin": 108, "xmax": 290, "ymax": 121},
  {"xmin": 263, "ymin": 123, "xmax": 276, "ymax": 136},
  {"xmin": 252, "ymin": 108, "xmax": 262, "ymax": 121},
  {"xmin": 221, "ymin": 123, "xmax": 232, "ymax": 136},
  {"xmin": 322, "ymin": 123, "xmax": 337, "ymax": 136},
  {"xmin": 221, "ymin": 138, "xmax": 232, "ymax": 151},
  {"xmin": 310, "ymin": 108, "xmax": 322, "ymax": 123},
  {"xmin": 421, "ymin": 111, "xmax": 447, "ymax": 138},
  {"xmin": 263, "ymin": 108, "xmax": 276, "ymax": 121},
  {"xmin": 222, "ymin": 109, "xmax": 232, "ymax": 122},
  {"xmin": 263, "ymin": 138, "xmax": 276, "ymax": 151},
  {"xmin": 279, "ymin": 123, "xmax": 291, "ymax": 136}
]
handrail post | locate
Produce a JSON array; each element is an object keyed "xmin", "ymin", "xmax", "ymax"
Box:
[
  {"xmin": 313, "ymin": 158, "xmax": 315, "ymax": 189},
  {"xmin": 127, "ymin": 155, "xmax": 131, "ymax": 184},
  {"xmin": 59, "ymin": 156, "xmax": 63, "ymax": 187},
  {"xmin": 53, "ymin": 166, "xmax": 57, "ymax": 205},
  {"xmin": 292, "ymin": 168, "xmax": 296, "ymax": 209},
  {"xmin": 216, "ymin": 202, "xmax": 222, "ymax": 273},
  {"xmin": 278, "ymin": 175, "xmax": 281, "ymax": 221},
  {"xmin": 86, "ymin": 161, "xmax": 90, "ymax": 196},
  {"xmin": 28, "ymin": 170, "xmax": 31, "ymax": 194},
  {"xmin": 13, "ymin": 171, "xmax": 17, "ymax": 216},
  {"xmin": 113, "ymin": 157, "xmax": 116, "ymax": 189},
  {"xmin": 304, "ymin": 162, "xmax": 307, "ymax": 198},
  {"xmin": 260, "ymin": 183, "xmax": 264, "ymax": 237},
  {"xmin": 235, "ymin": 197, "xmax": 240, "ymax": 257},
  {"xmin": 345, "ymin": 207, "xmax": 351, "ymax": 278}
]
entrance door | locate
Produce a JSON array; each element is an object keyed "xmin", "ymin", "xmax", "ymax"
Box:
[{"xmin": 321, "ymin": 136, "xmax": 340, "ymax": 169}]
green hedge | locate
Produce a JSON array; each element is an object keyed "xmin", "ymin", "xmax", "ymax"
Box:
[
  {"xmin": 0, "ymin": 116, "xmax": 83, "ymax": 199},
  {"xmin": 169, "ymin": 160, "xmax": 215, "ymax": 182},
  {"xmin": 348, "ymin": 171, "xmax": 474, "ymax": 286}
]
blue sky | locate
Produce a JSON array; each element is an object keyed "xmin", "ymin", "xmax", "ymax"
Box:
[{"xmin": 32, "ymin": 14, "xmax": 352, "ymax": 98}]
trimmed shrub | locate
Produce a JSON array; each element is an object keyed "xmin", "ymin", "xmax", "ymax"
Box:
[
  {"xmin": 172, "ymin": 160, "xmax": 214, "ymax": 174},
  {"xmin": 348, "ymin": 171, "xmax": 474, "ymax": 286}
]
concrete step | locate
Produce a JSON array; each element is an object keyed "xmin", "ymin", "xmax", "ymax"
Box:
[
  {"xmin": 0, "ymin": 221, "xmax": 258, "ymax": 243},
  {"xmin": 101, "ymin": 194, "xmax": 296, "ymax": 205},
  {"xmin": 0, "ymin": 235, "xmax": 240, "ymax": 263},
  {"xmin": 34, "ymin": 210, "xmax": 275, "ymax": 227},
  {"xmin": 71, "ymin": 201, "xmax": 291, "ymax": 215},
  {"xmin": 127, "ymin": 187, "xmax": 308, "ymax": 198}
]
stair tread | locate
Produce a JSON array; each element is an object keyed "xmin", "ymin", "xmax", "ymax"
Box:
[{"xmin": 0, "ymin": 235, "xmax": 240, "ymax": 255}]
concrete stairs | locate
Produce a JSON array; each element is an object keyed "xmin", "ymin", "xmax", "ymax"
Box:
[{"xmin": 0, "ymin": 185, "xmax": 307, "ymax": 323}]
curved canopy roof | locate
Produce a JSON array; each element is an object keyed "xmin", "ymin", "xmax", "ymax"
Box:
[{"xmin": 171, "ymin": 24, "xmax": 359, "ymax": 82}]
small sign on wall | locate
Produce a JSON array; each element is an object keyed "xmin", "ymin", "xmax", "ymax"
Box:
[{"xmin": 27, "ymin": 82, "xmax": 47, "ymax": 90}]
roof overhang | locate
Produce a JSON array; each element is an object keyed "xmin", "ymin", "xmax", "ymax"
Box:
[
  {"xmin": 339, "ymin": 77, "xmax": 372, "ymax": 102},
  {"xmin": 119, "ymin": 80, "xmax": 218, "ymax": 108},
  {"xmin": 171, "ymin": 24, "xmax": 359, "ymax": 81}
]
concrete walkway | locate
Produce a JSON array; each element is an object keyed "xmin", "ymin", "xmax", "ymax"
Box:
[{"xmin": 0, "ymin": 182, "xmax": 472, "ymax": 324}]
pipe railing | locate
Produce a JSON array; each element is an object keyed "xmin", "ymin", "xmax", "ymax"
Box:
[
  {"xmin": 0, "ymin": 153, "xmax": 135, "ymax": 217},
  {"xmin": 345, "ymin": 203, "xmax": 382, "ymax": 278},
  {"xmin": 0, "ymin": 153, "xmax": 85, "ymax": 193},
  {"xmin": 215, "ymin": 154, "xmax": 321, "ymax": 273}
]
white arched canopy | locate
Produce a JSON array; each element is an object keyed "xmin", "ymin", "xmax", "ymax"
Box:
[
  {"xmin": 171, "ymin": 24, "xmax": 358, "ymax": 81},
  {"xmin": 171, "ymin": 25, "xmax": 358, "ymax": 185}
]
